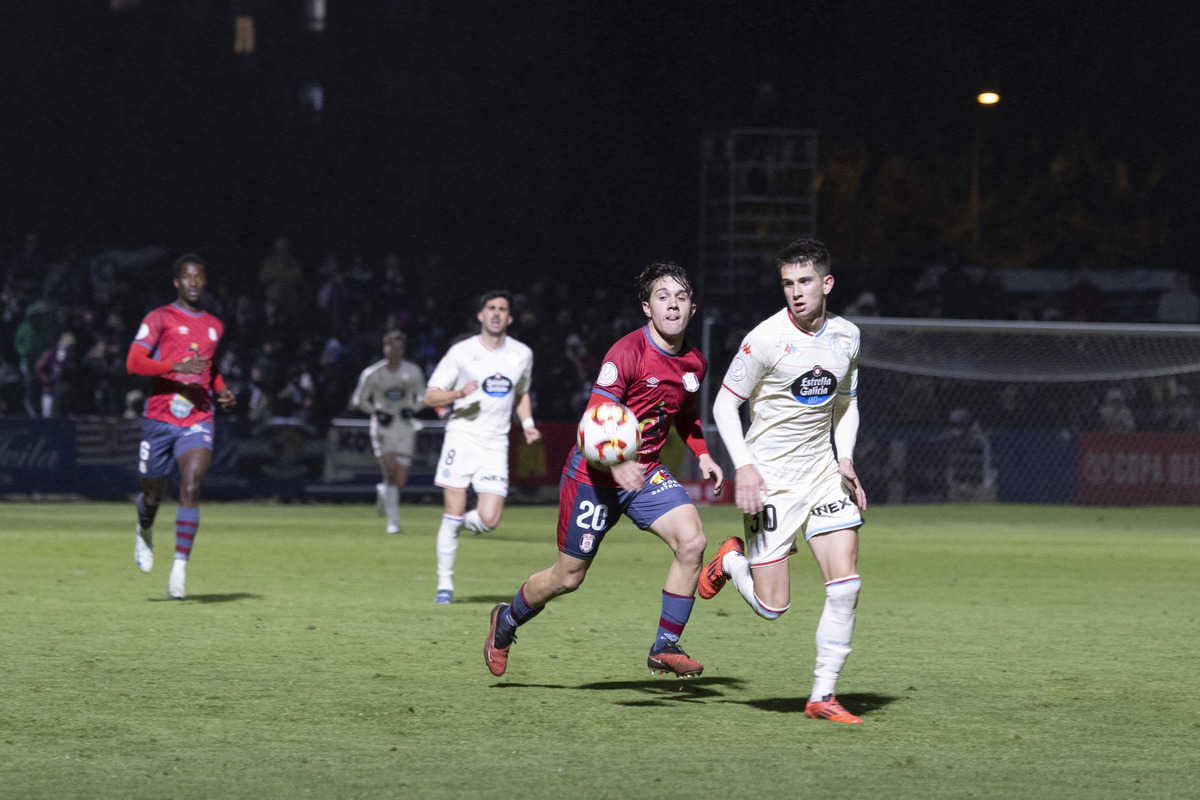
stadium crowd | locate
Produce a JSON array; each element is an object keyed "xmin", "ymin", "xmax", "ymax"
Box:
[
  {"xmin": 0, "ymin": 233, "xmax": 644, "ymax": 428},
  {"xmin": 2, "ymin": 232, "xmax": 1197, "ymax": 436}
]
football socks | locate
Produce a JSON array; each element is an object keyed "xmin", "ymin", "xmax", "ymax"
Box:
[
  {"xmin": 653, "ymin": 590, "xmax": 695, "ymax": 650},
  {"xmin": 811, "ymin": 575, "xmax": 860, "ymax": 702},
  {"xmin": 435, "ymin": 514, "xmax": 462, "ymax": 592},
  {"xmin": 174, "ymin": 506, "xmax": 199, "ymax": 561}
]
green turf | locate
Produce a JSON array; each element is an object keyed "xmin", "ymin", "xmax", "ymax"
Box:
[{"xmin": 1, "ymin": 501, "xmax": 1196, "ymax": 799}]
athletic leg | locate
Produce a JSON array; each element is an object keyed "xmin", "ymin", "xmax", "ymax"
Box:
[
  {"xmin": 805, "ymin": 527, "xmax": 862, "ymax": 720},
  {"xmin": 464, "ymin": 491, "xmax": 505, "ymax": 534},
  {"xmin": 435, "ymin": 487, "xmax": 467, "ymax": 603}
]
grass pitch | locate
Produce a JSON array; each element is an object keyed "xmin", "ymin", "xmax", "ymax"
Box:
[{"xmin": 1, "ymin": 501, "xmax": 1196, "ymax": 799}]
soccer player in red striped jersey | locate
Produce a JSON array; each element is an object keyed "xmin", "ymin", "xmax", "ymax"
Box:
[
  {"xmin": 125, "ymin": 253, "xmax": 236, "ymax": 600},
  {"xmin": 485, "ymin": 262, "xmax": 724, "ymax": 678}
]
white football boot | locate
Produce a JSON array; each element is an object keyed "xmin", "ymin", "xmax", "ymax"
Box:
[
  {"xmin": 135, "ymin": 525, "xmax": 154, "ymax": 573},
  {"xmin": 168, "ymin": 559, "xmax": 187, "ymax": 600}
]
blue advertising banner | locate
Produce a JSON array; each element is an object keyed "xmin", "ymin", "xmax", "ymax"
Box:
[{"xmin": 0, "ymin": 419, "xmax": 77, "ymax": 493}]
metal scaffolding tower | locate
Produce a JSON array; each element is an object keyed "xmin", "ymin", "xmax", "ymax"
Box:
[{"xmin": 697, "ymin": 128, "xmax": 819, "ymax": 308}]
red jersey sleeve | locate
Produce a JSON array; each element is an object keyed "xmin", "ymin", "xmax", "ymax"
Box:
[{"xmin": 126, "ymin": 345, "xmax": 173, "ymax": 376}]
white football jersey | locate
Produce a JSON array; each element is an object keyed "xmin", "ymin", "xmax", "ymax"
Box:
[
  {"xmin": 720, "ymin": 310, "xmax": 859, "ymax": 485},
  {"xmin": 351, "ymin": 358, "xmax": 427, "ymax": 423},
  {"xmin": 428, "ymin": 335, "xmax": 534, "ymax": 441}
]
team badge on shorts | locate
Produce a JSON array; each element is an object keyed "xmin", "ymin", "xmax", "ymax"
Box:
[{"xmin": 580, "ymin": 533, "xmax": 596, "ymax": 553}]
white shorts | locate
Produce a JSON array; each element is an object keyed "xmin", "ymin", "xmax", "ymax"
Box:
[
  {"xmin": 434, "ymin": 428, "xmax": 509, "ymax": 496},
  {"xmin": 371, "ymin": 420, "xmax": 416, "ymax": 467},
  {"xmin": 743, "ymin": 461, "xmax": 862, "ymax": 567}
]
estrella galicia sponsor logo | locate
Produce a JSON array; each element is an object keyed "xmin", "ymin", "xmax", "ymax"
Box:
[
  {"xmin": 482, "ymin": 373, "xmax": 513, "ymax": 397},
  {"xmin": 791, "ymin": 366, "xmax": 834, "ymax": 406},
  {"xmin": 812, "ymin": 496, "xmax": 854, "ymax": 517}
]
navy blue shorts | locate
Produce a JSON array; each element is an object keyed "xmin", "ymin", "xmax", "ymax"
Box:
[
  {"xmin": 138, "ymin": 418, "xmax": 214, "ymax": 479},
  {"xmin": 556, "ymin": 465, "xmax": 694, "ymax": 560}
]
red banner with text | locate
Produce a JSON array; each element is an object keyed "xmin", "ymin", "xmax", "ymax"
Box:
[{"xmin": 1077, "ymin": 433, "xmax": 1200, "ymax": 505}]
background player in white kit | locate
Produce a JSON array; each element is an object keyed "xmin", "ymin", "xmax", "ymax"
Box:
[
  {"xmin": 423, "ymin": 290, "xmax": 540, "ymax": 604},
  {"xmin": 702, "ymin": 238, "xmax": 869, "ymax": 724},
  {"xmin": 350, "ymin": 330, "xmax": 426, "ymax": 534}
]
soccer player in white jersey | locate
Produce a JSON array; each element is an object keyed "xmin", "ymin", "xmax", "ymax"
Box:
[
  {"xmin": 423, "ymin": 290, "xmax": 540, "ymax": 604},
  {"xmin": 702, "ymin": 238, "xmax": 869, "ymax": 724},
  {"xmin": 350, "ymin": 330, "xmax": 427, "ymax": 534}
]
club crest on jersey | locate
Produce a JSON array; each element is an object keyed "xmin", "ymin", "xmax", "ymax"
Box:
[
  {"xmin": 791, "ymin": 365, "xmax": 835, "ymax": 406},
  {"xmin": 682, "ymin": 372, "xmax": 699, "ymax": 392},
  {"xmin": 209, "ymin": 327, "xmax": 218, "ymax": 342},
  {"xmin": 482, "ymin": 373, "xmax": 513, "ymax": 397},
  {"xmin": 597, "ymin": 361, "xmax": 618, "ymax": 387},
  {"xmin": 730, "ymin": 357, "xmax": 747, "ymax": 381}
]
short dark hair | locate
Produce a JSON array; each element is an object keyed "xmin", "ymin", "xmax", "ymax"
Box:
[
  {"xmin": 382, "ymin": 329, "xmax": 406, "ymax": 345},
  {"xmin": 776, "ymin": 239, "xmax": 832, "ymax": 277},
  {"xmin": 173, "ymin": 252, "xmax": 206, "ymax": 279},
  {"xmin": 636, "ymin": 261, "xmax": 693, "ymax": 303},
  {"xmin": 478, "ymin": 289, "xmax": 513, "ymax": 312}
]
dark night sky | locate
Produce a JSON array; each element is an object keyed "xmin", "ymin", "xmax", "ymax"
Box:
[{"xmin": 1, "ymin": 1, "xmax": 1193, "ymax": 269}]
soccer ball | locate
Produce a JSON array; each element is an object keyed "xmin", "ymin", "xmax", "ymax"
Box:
[{"xmin": 577, "ymin": 402, "xmax": 641, "ymax": 466}]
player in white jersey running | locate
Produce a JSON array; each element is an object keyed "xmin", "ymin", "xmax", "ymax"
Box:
[
  {"xmin": 702, "ymin": 238, "xmax": 869, "ymax": 724},
  {"xmin": 423, "ymin": 289, "xmax": 540, "ymax": 604},
  {"xmin": 350, "ymin": 330, "xmax": 427, "ymax": 534}
]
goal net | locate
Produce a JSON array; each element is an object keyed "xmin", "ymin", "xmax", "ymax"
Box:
[{"xmin": 850, "ymin": 318, "xmax": 1200, "ymax": 505}]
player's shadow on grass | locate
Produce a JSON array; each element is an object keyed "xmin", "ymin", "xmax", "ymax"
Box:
[
  {"xmin": 148, "ymin": 593, "xmax": 263, "ymax": 604},
  {"xmin": 736, "ymin": 692, "xmax": 895, "ymax": 717},
  {"xmin": 494, "ymin": 676, "xmax": 746, "ymax": 706}
]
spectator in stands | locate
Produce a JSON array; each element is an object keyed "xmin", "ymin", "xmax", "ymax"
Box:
[
  {"xmin": 1161, "ymin": 386, "xmax": 1197, "ymax": 432},
  {"xmin": 1063, "ymin": 269, "xmax": 1105, "ymax": 322},
  {"xmin": 35, "ymin": 331, "xmax": 78, "ymax": 418},
  {"xmin": 944, "ymin": 407, "xmax": 997, "ymax": 502},
  {"xmin": 1155, "ymin": 270, "xmax": 1200, "ymax": 324},
  {"xmin": 1096, "ymin": 387, "xmax": 1136, "ymax": 433},
  {"xmin": 81, "ymin": 334, "xmax": 125, "ymax": 416},
  {"xmin": 14, "ymin": 300, "xmax": 52, "ymax": 417}
]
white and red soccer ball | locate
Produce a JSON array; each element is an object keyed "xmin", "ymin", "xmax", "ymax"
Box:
[{"xmin": 577, "ymin": 402, "xmax": 641, "ymax": 466}]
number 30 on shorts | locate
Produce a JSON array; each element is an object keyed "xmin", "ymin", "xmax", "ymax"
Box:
[{"xmin": 746, "ymin": 504, "xmax": 777, "ymax": 534}]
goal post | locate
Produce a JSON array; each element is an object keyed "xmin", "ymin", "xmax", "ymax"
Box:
[{"xmin": 850, "ymin": 318, "xmax": 1200, "ymax": 505}]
